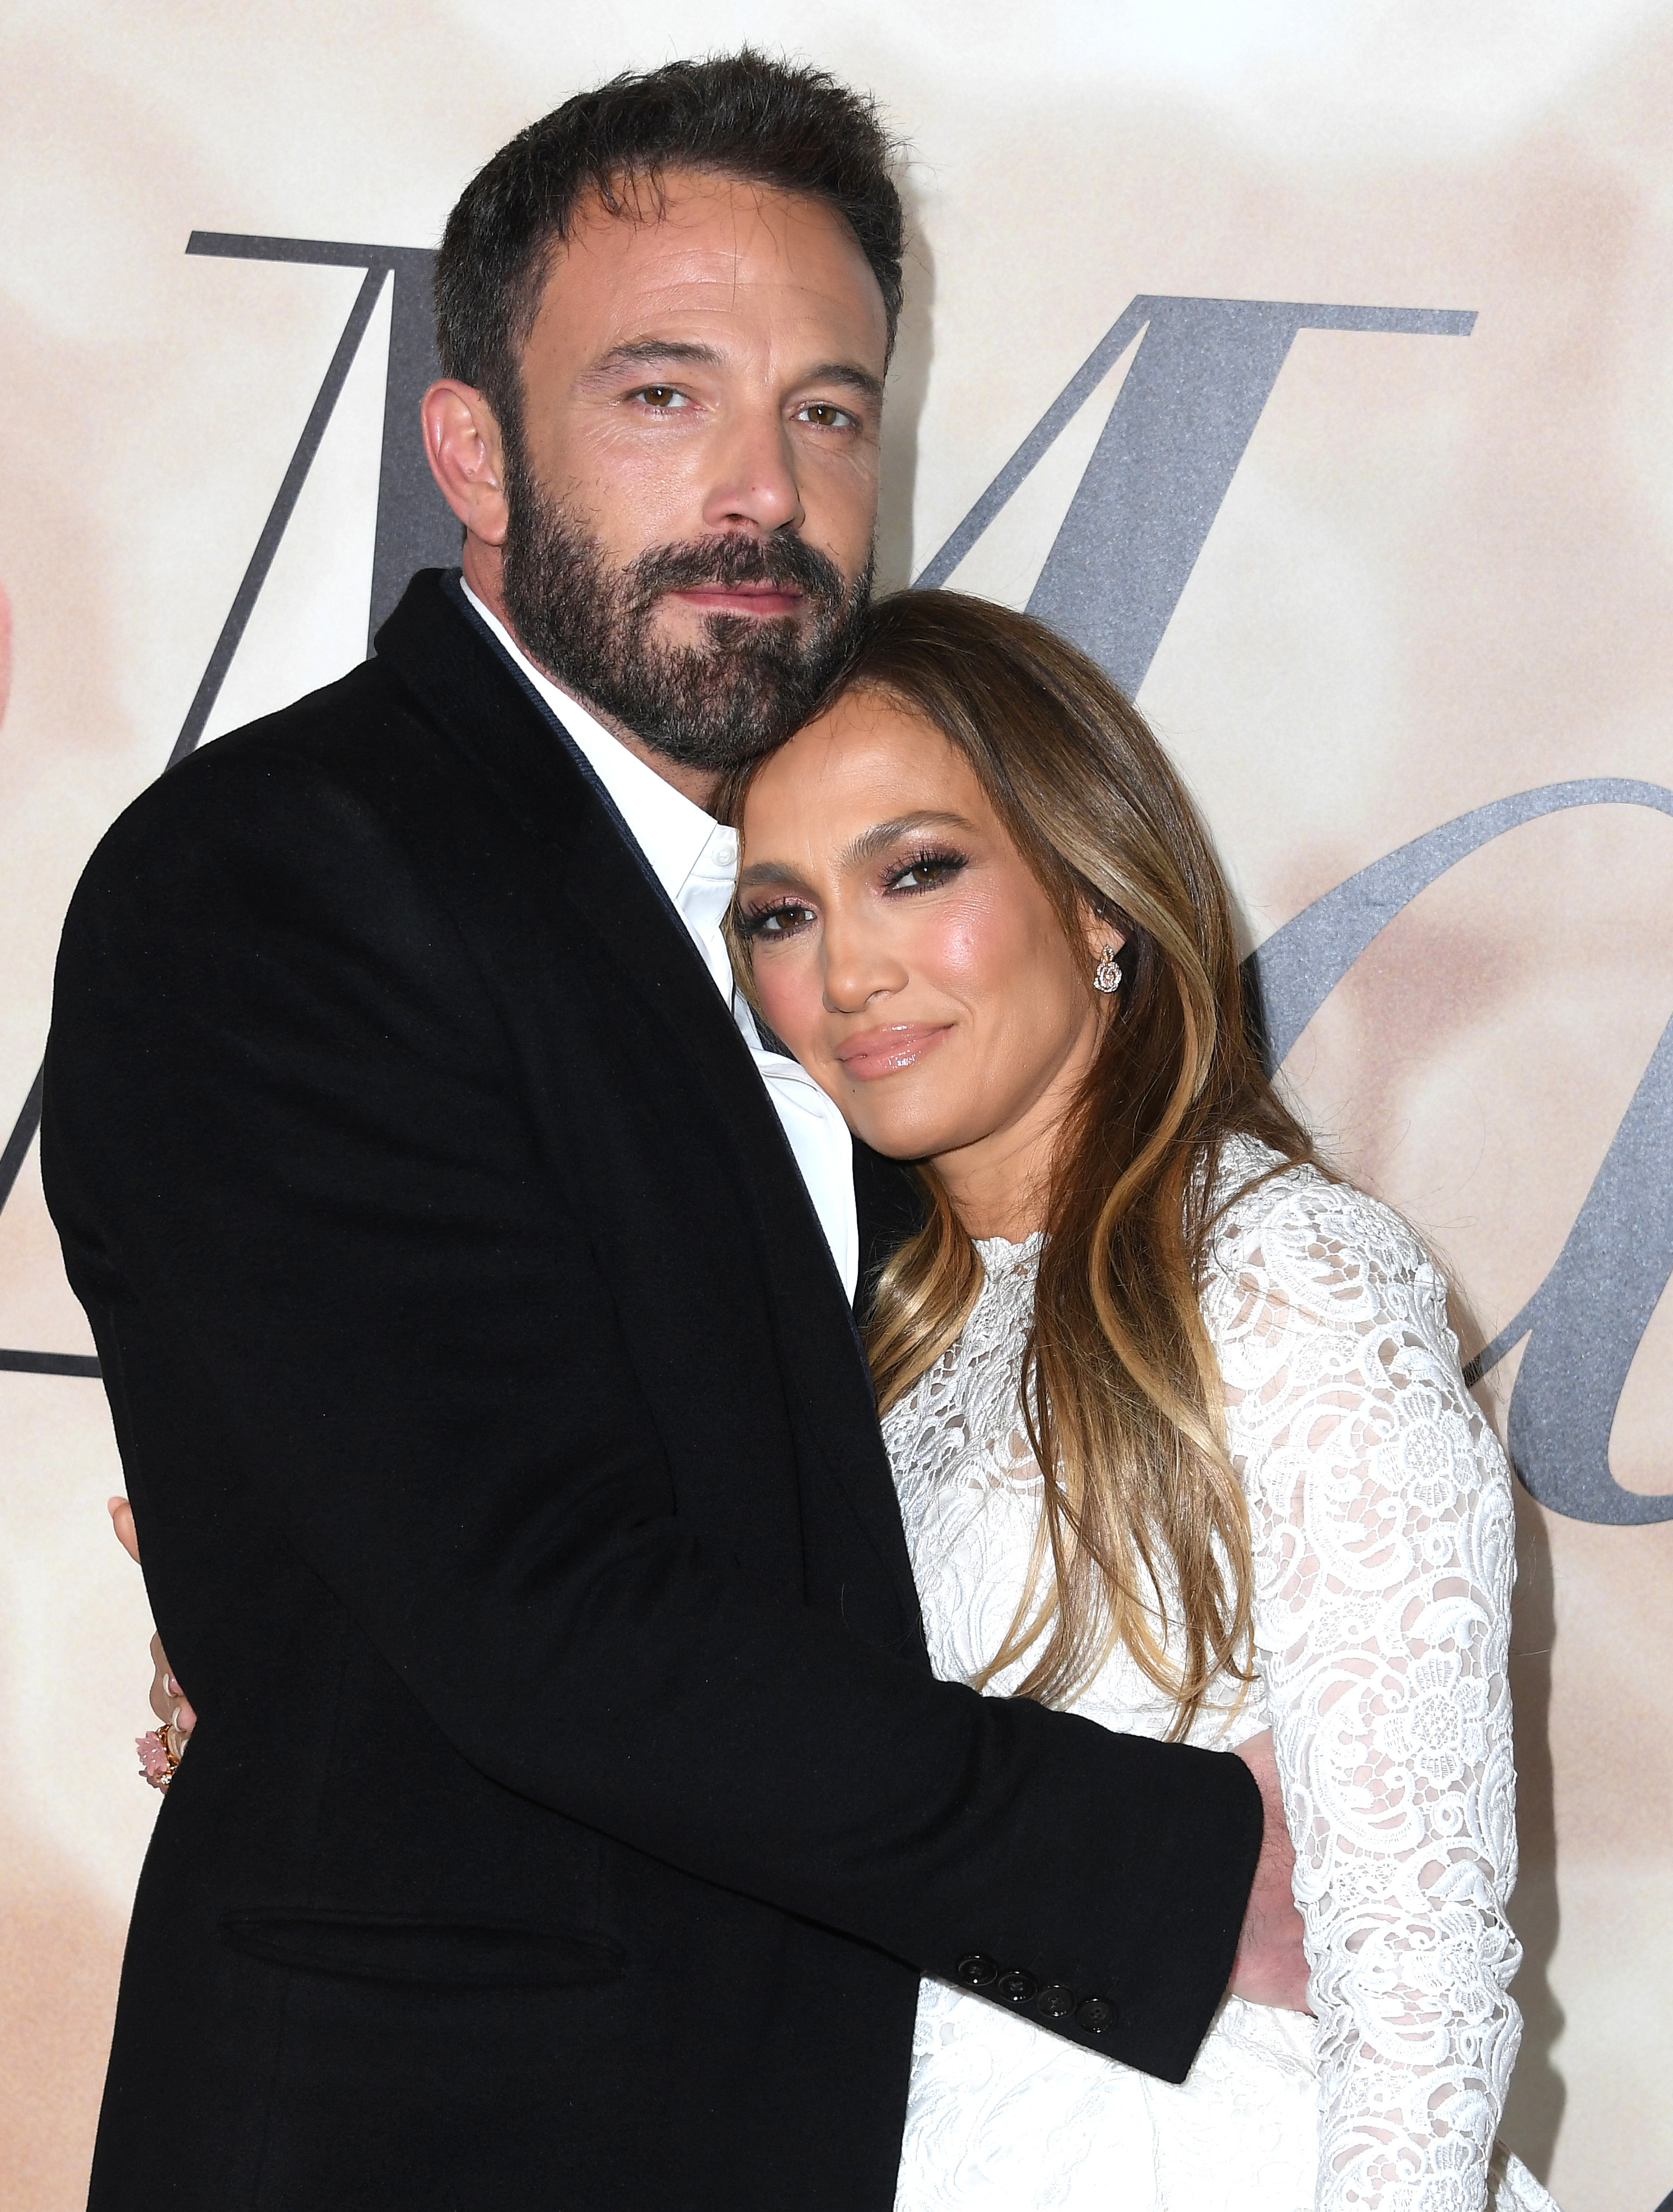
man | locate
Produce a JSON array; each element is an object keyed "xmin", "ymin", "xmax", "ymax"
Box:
[{"xmin": 46, "ymin": 54, "xmax": 1295, "ymax": 2211}]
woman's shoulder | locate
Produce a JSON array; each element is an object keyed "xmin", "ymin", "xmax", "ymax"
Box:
[{"xmin": 1201, "ymin": 1134, "xmax": 1447, "ymax": 1332}]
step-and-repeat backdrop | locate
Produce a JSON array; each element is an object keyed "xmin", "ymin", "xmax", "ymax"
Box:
[{"xmin": 3, "ymin": 6, "xmax": 1670, "ymax": 2205}]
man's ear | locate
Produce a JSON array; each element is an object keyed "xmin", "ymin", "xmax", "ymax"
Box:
[
  {"xmin": 108, "ymin": 1495, "xmax": 141, "ymax": 1566},
  {"xmin": 422, "ymin": 380, "xmax": 510, "ymax": 547}
]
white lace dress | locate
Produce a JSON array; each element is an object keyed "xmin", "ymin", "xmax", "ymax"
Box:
[{"xmin": 886, "ymin": 1138, "xmax": 1557, "ymax": 2212}]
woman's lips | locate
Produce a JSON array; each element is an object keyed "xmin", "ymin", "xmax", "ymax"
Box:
[{"xmin": 833, "ymin": 1023, "xmax": 951, "ymax": 1081}]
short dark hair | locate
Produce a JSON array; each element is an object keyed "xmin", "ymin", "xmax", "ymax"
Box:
[{"xmin": 434, "ymin": 50, "xmax": 903, "ymax": 437}]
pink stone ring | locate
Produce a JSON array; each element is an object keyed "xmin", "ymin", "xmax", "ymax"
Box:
[{"xmin": 136, "ymin": 1721, "xmax": 183, "ymax": 1792}]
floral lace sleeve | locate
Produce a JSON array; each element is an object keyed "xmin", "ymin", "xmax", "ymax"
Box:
[{"xmin": 1203, "ymin": 1162, "xmax": 1524, "ymax": 2212}]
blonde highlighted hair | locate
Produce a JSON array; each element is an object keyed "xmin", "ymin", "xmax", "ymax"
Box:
[{"xmin": 728, "ymin": 591, "xmax": 1319, "ymax": 1735}]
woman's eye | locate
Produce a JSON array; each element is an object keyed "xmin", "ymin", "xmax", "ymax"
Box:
[
  {"xmin": 887, "ymin": 852, "xmax": 966, "ymax": 894},
  {"xmin": 633, "ymin": 385, "xmax": 689, "ymax": 410},
  {"xmin": 795, "ymin": 401, "xmax": 858, "ymax": 429},
  {"xmin": 742, "ymin": 902, "xmax": 816, "ymax": 941}
]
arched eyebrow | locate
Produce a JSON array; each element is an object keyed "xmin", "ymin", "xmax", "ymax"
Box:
[
  {"xmin": 736, "ymin": 810, "xmax": 974, "ymax": 891},
  {"xmin": 734, "ymin": 859, "xmax": 805, "ymax": 893},
  {"xmin": 839, "ymin": 810, "xmax": 974, "ymax": 866}
]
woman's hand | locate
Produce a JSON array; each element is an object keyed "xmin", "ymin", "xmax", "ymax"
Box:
[
  {"xmin": 108, "ymin": 1497, "xmax": 197, "ymax": 1740},
  {"xmin": 1227, "ymin": 1728, "xmax": 1311, "ymax": 2012}
]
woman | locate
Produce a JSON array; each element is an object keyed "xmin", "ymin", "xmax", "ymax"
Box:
[{"xmin": 724, "ymin": 590, "xmax": 1555, "ymax": 2212}]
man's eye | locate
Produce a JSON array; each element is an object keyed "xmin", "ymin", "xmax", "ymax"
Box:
[
  {"xmin": 633, "ymin": 385, "xmax": 689, "ymax": 410},
  {"xmin": 795, "ymin": 401, "xmax": 858, "ymax": 429},
  {"xmin": 741, "ymin": 902, "xmax": 816, "ymax": 940}
]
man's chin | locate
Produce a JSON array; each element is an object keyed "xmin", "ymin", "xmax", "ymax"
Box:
[{"xmin": 649, "ymin": 602, "xmax": 809, "ymax": 654}]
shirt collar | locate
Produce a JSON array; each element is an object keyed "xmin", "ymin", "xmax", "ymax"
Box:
[
  {"xmin": 458, "ymin": 582, "xmax": 857, "ymax": 1299},
  {"xmin": 460, "ymin": 580, "xmax": 737, "ymax": 923}
]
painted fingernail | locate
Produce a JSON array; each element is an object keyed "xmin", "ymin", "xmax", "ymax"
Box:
[{"xmin": 165, "ymin": 1676, "xmax": 180, "ymax": 1695}]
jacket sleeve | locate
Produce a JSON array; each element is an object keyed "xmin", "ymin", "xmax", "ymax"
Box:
[{"xmin": 43, "ymin": 737, "xmax": 1261, "ymax": 2085}]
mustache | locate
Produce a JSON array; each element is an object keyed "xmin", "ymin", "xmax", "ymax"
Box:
[{"xmin": 623, "ymin": 532, "xmax": 850, "ymax": 611}]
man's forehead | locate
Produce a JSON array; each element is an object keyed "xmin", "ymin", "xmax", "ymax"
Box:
[{"xmin": 535, "ymin": 171, "xmax": 887, "ymax": 354}]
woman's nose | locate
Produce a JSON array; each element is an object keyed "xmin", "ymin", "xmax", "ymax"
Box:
[{"xmin": 822, "ymin": 920, "xmax": 906, "ymax": 1016}]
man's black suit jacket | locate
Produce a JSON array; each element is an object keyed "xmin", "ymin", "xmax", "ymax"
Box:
[{"xmin": 42, "ymin": 570, "xmax": 1261, "ymax": 2211}]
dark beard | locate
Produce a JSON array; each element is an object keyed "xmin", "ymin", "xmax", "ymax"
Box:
[{"xmin": 499, "ymin": 455, "xmax": 874, "ymax": 772}]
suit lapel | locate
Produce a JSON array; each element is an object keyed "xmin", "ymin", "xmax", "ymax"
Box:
[
  {"xmin": 552, "ymin": 749, "xmax": 924, "ymax": 1628},
  {"xmin": 374, "ymin": 572, "xmax": 922, "ymax": 1623}
]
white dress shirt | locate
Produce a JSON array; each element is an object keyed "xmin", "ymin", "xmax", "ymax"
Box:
[{"xmin": 462, "ymin": 583, "xmax": 859, "ymax": 1299}]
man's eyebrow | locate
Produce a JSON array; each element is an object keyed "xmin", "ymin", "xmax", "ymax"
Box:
[
  {"xmin": 736, "ymin": 810, "xmax": 975, "ymax": 892},
  {"xmin": 799, "ymin": 361, "xmax": 885, "ymax": 406},
  {"xmin": 581, "ymin": 341, "xmax": 883, "ymax": 408},
  {"xmin": 583, "ymin": 337, "xmax": 724, "ymax": 381}
]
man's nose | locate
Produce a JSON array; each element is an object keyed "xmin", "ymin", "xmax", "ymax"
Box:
[{"xmin": 700, "ymin": 403, "xmax": 804, "ymax": 536}]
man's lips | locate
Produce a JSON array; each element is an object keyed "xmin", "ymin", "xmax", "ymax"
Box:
[
  {"xmin": 665, "ymin": 583, "xmax": 806, "ymax": 618},
  {"xmin": 833, "ymin": 1023, "xmax": 952, "ymax": 1081}
]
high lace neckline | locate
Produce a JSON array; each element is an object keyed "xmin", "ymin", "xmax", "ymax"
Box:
[{"xmin": 973, "ymin": 1227, "xmax": 1045, "ymax": 1273}]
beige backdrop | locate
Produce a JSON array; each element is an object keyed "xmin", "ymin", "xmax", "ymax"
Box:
[{"xmin": 2, "ymin": 5, "xmax": 1670, "ymax": 2206}]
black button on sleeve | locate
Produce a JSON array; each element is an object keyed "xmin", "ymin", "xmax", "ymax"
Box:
[
  {"xmin": 996, "ymin": 1968, "xmax": 1037, "ymax": 2005},
  {"xmin": 1076, "ymin": 1996, "xmax": 1115, "ymax": 2032},
  {"xmin": 956, "ymin": 1953, "xmax": 999, "ymax": 1988},
  {"xmin": 1035, "ymin": 1983, "xmax": 1075, "ymax": 2019}
]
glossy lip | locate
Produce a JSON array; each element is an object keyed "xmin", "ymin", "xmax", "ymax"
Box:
[
  {"xmin": 666, "ymin": 583, "xmax": 805, "ymax": 619},
  {"xmin": 833, "ymin": 1022, "xmax": 952, "ymax": 1081}
]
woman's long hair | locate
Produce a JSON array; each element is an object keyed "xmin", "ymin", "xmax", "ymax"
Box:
[{"xmin": 727, "ymin": 591, "xmax": 1321, "ymax": 1736}]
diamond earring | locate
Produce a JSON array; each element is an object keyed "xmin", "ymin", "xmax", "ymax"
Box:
[{"xmin": 1093, "ymin": 946, "xmax": 1122, "ymax": 994}]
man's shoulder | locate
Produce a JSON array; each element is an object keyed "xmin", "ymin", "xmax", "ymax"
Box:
[
  {"xmin": 84, "ymin": 655, "xmax": 443, "ymax": 884},
  {"xmin": 89, "ymin": 573, "xmax": 593, "ymax": 893},
  {"xmin": 171, "ymin": 652, "xmax": 440, "ymax": 805}
]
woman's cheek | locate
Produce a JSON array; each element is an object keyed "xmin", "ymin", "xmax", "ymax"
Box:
[
  {"xmin": 752, "ymin": 953, "xmax": 817, "ymax": 1058},
  {"xmin": 913, "ymin": 892, "xmax": 1008, "ymax": 994}
]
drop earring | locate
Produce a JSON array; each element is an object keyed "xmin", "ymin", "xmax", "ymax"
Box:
[{"xmin": 1093, "ymin": 946, "xmax": 1123, "ymax": 994}]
